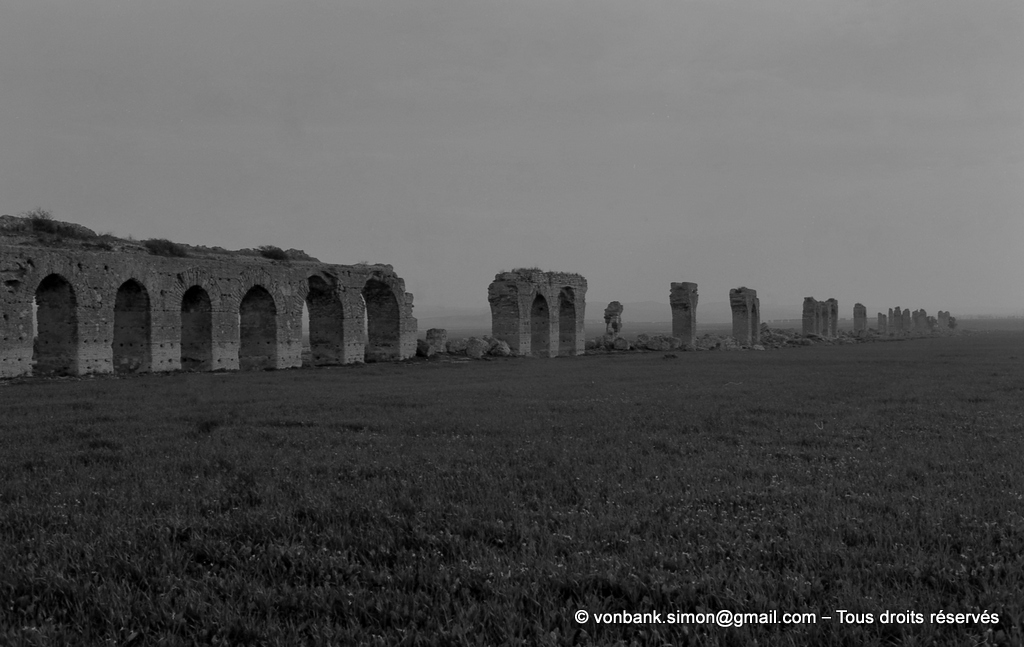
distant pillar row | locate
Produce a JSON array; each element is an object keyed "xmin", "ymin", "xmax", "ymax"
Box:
[
  {"xmin": 730, "ymin": 287, "xmax": 760, "ymax": 345},
  {"xmin": 670, "ymin": 282, "xmax": 699, "ymax": 349}
]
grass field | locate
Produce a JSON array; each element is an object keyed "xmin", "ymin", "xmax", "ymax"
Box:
[{"xmin": 2, "ymin": 332, "xmax": 1023, "ymax": 646}]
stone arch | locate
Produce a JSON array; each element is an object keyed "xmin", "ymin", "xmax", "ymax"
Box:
[
  {"xmin": 113, "ymin": 279, "xmax": 151, "ymax": 373},
  {"xmin": 306, "ymin": 275, "xmax": 345, "ymax": 366},
  {"xmin": 33, "ymin": 273, "xmax": 78, "ymax": 375},
  {"xmin": 558, "ymin": 287, "xmax": 576, "ymax": 356},
  {"xmin": 530, "ymin": 294, "xmax": 550, "ymax": 357},
  {"xmin": 239, "ymin": 285, "xmax": 278, "ymax": 370},
  {"xmin": 181, "ymin": 285, "xmax": 213, "ymax": 371},
  {"xmin": 362, "ymin": 278, "xmax": 400, "ymax": 362}
]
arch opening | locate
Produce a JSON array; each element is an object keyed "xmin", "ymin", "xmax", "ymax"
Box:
[
  {"xmin": 362, "ymin": 279, "xmax": 400, "ymax": 362},
  {"xmin": 113, "ymin": 279, "xmax": 151, "ymax": 373},
  {"xmin": 306, "ymin": 276, "xmax": 345, "ymax": 366},
  {"xmin": 181, "ymin": 286, "xmax": 213, "ymax": 371},
  {"xmin": 530, "ymin": 294, "xmax": 550, "ymax": 357},
  {"xmin": 558, "ymin": 288, "xmax": 576, "ymax": 356},
  {"xmin": 239, "ymin": 286, "xmax": 277, "ymax": 370},
  {"xmin": 33, "ymin": 274, "xmax": 78, "ymax": 375}
]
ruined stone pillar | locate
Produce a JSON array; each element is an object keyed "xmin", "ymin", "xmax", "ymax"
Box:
[
  {"xmin": 826, "ymin": 299, "xmax": 838, "ymax": 338},
  {"xmin": 877, "ymin": 313, "xmax": 887, "ymax": 333},
  {"xmin": 670, "ymin": 282, "xmax": 699, "ymax": 349},
  {"xmin": 802, "ymin": 297, "xmax": 818, "ymax": 335},
  {"xmin": 937, "ymin": 311, "xmax": 949, "ymax": 329},
  {"xmin": 901, "ymin": 308, "xmax": 911, "ymax": 332},
  {"xmin": 426, "ymin": 328, "xmax": 448, "ymax": 354},
  {"xmin": 604, "ymin": 301, "xmax": 623, "ymax": 337},
  {"xmin": 811, "ymin": 301, "xmax": 823, "ymax": 336},
  {"xmin": 853, "ymin": 303, "xmax": 866, "ymax": 334},
  {"xmin": 729, "ymin": 287, "xmax": 759, "ymax": 345}
]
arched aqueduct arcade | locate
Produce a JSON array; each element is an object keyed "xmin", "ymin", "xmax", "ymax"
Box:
[
  {"xmin": 487, "ymin": 270, "xmax": 587, "ymax": 358},
  {"xmin": 0, "ymin": 244, "xmax": 417, "ymax": 378}
]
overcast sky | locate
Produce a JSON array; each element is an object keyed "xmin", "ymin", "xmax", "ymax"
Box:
[{"xmin": 1, "ymin": 1, "xmax": 1021, "ymax": 318}]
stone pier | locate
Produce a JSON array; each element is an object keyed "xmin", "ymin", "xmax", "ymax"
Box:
[
  {"xmin": 604, "ymin": 301, "xmax": 623, "ymax": 337},
  {"xmin": 670, "ymin": 282, "xmax": 699, "ymax": 349},
  {"xmin": 803, "ymin": 297, "xmax": 837, "ymax": 338},
  {"xmin": 802, "ymin": 297, "xmax": 821, "ymax": 335},
  {"xmin": 877, "ymin": 313, "xmax": 888, "ymax": 333},
  {"xmin": 890, "ymin": 306, "xmax": 902, "ymax": 332},
  {"xmin": 826, "ymin": 299, "xmax": 838, "ymax": 338},
  {"xmin": 488, "ymin": 269, "xmax": 587, "ymax": 358},
  {"xmin": 729, "ymin": 287, "xmax": 760, "ymax": 346},
  {"xmin": 853, "ymin": 303, "xmax": 866, "ymax": 335},
  {"xmin": 817, "ymin": 301, "xmax": 829, "ymax": 337},
  {"xmin": 914, "ymin": 309, "xmax": 929, "ymax": 333},
  {"xmin": 901, "ymin": 308, "xmax": 911, "ymax": 332}
]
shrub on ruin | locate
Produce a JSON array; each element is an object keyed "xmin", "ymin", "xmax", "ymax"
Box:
[
  {"xmin": 143, "ymin": 238, "xmax": 189, "ymax": 257},
  {"xmin": 20, "ymin": 207, "xmax": 96, "ymax": 239},
  {"xmin": 258, "ymin": 245, "xmax": 289, "ymax": 261},
  {"xmin": 23, "ymin": 207, "xmax": 57, "ymax": 233}
]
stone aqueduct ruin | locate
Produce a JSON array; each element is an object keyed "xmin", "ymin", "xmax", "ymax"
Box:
[
  {"xmin": 0, "ymin": 240, "xmax": 418, "ymax": 378},
  {"xmin": 0, "ymin": 217, "xmax": 961, "ymax": 377},
  {"xmin": 802, "ymin": 297, "xmax": 839, "ymax": 338},
  {"xmin": 487, "ymin": 270, "xmax": 587, "ymax": 357}
]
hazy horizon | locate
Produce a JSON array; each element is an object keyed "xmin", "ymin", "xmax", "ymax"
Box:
[{"xmin": 2, "ymin": 1, "xmax": 1021, "ymax": 317}]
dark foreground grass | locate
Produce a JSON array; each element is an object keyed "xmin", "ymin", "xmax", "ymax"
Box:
[{"xmin": 2, "ymin": 333, "xmax": 1023, "ymax": 646}]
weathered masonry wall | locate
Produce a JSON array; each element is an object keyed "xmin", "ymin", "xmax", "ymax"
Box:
[
  {"xmin": 0, "ymin": 244, "xmax": 417, "ymax": 377},
  {"xmin": 670, "ymin": 282, "xmax": 698, "ymax": 349},
  {"xmin": 729, "ymin": 287, "xmax": 760, "ymax": 346},
  {"xmin": 488, "ymin": 270, "xmax": 587, "ymax": 357}
]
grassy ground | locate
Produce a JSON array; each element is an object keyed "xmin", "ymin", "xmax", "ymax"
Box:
[{"xmin": 2, "ymin": 332, "xmax": 1023, "ymax": 646}]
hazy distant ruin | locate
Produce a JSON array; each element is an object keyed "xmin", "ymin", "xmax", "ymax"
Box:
[
  {"xmin": 802, "ymin": 297, "xmax": 838, "ymax": 338},
  {"xmin": 0, "ymin": 217, "xmax": 417, "ymax": 377},
  {"xmin": 488, "ymin": 269, "xmax": 587, "ymax": 357},
  {"xmin": 729, "ymin": 287, "xmax": 760, "ymax": 345},
  {"xmin": 853, "ymin": 303, "xmax": 866, "ymax": 335},
  {"xmin": 670, "ymin": 282, "xmax": 699, "ymax": 350},
  {"xmin": 603, "ymin": 301, "xmax": 623, "ymax": 337},
  {"xmin": 875, "ymin": 305, "xmax": 955, "ymax": 335}
]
